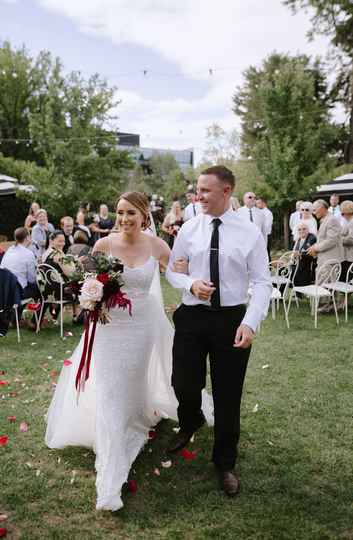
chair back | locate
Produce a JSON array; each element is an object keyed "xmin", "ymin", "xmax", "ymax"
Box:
[
  {"xmin": 346, "ymin": 262, "xmax": 353, "ymax": 285},
  {"xmin": 36, "ymin": 263, "xmax": 64, "ymax": 299},
  {"xmin": 316, "ymin": 259, "xmax": 341, "ymax": 287}
]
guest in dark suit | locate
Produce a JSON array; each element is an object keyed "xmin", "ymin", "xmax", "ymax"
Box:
[{"xmin": 292, "ymin": 222, "xmax": 316, "ymax": 286}]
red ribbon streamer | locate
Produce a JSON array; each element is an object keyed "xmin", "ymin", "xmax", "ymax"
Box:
[{"xmin": 75, "ymin": 310, "xmax": 98, "ymax": 393}]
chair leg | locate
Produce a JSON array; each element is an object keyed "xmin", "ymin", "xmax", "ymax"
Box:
[
  {"xmin": 332, "ymin": 292, "xmax": 339, "ymax": 325},
  {"xmin": 287, "ymin": 288, "xmax": 294, "ymax": 314},
  {"xmin": 283, "ymin": 299, "xmax": 290, "ymax": 329},
  {"xmin": 314, "ymin": 296, "xmax": 318, "ymax": 329},
  {"xmin": 14, "ymin": 306, "xmax": 20, "ymax": 343},
  {"xmin": 345, "ymin": 292, "xmax": 348, "ymax": 323},
  {"xmin": 294, "ymin": 292, "xmax": 299, "ymax": 308},
  {"xmin": 37, "ymin": 302, "xmax": 45, "ymax": 333},
  {"xmin": 60, "ymin": 302, "xmax": 64, "ymax": 339},
  {"xmin": 271, "ymin": 299, "xmax": 276, "ymax": 320}
]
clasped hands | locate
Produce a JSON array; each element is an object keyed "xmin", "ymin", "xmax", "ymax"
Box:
[{"xmin": 172, "ymin": 258, "xmax": 254, "ymax": 349}]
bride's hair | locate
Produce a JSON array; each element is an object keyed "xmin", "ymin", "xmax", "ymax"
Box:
[{"xmin": 116, "ymin": 191, "xmax": 151, "ymax": 230}]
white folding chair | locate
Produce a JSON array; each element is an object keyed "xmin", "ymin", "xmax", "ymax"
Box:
[
  {"xmin": 323, "ymin": 261, "xmax": 353, "ymax": 323},
  {"xmin": 36, "ymin": 263, "xmax": 71, "ymax": 338},
  {"xmin": 288, "ymin": 259, "xmax": 341, "ymax": 329}
]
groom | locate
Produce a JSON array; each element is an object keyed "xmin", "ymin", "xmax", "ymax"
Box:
[{"xmin": 166, "ymin": 165, "xmax": 271, "ymax": 496}]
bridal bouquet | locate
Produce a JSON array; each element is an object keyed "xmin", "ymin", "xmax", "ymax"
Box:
[{"xmin": 75, "ymin": 252, "xmax": 132, "ymax": 394}]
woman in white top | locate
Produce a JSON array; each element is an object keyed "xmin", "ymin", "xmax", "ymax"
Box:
[{"xmin": 293, "ymin": 201, "xmax": 317, "ymax": 241}]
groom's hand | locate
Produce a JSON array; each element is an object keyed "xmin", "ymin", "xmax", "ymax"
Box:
[
  {"xmin": 191, "ymin": 280, "xmax": 216, "ymax": 301},
  {"xmin": 234, "ymin": 324, "xmax": 254, "ymax": 349}
]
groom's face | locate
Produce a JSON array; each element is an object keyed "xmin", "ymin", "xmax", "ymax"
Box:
[{"xmin": 197, "ymin": 174, "xmax": 231, "ymax": 217}]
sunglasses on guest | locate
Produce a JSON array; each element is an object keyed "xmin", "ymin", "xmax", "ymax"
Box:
[{"xmin": 300, "ymin": 208, "xmax": 311, "ymax": 212}]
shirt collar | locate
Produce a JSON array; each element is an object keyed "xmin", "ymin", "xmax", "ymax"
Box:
[{"xmin": 203, "ymin": 208, "xmax": 234, "ymax": 225}]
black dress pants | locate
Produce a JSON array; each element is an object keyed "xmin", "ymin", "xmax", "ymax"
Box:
[{"xmin": 172, "ymin": 304, "xmax": 251, "ymax": 471}]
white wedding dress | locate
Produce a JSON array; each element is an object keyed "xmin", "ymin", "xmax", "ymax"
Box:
[{"xmin": 45, "ymin": 254, "xmax": 213, "ymax": 511}]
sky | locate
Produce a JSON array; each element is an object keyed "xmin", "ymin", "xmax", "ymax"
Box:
[{"xmin": 0, "ymin": 0, "xmax": 331, "ymax": 161}]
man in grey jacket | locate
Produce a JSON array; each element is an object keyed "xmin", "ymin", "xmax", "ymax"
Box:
[{"xmin": 307, "ymin": 199, "xmax": 343, "ymax": 266}]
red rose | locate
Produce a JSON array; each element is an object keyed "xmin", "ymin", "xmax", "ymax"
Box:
[
  {"xmin": 0, "ymin": 527, "xmax": 7, "ymax": 537},
  {"xmin": 97, "ymin": 273, "xmax": 110, "ymax": 285},
  {"xmin": 0, "ymin": 436, "xmax": 9, "ymax": 446}
]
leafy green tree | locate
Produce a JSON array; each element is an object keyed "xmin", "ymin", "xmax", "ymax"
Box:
[
  {"xmin": 233, "ymin": 53, "xmax": 338, "ymax": 245},
  {"xmin": 284, "ymin": 0, "xmax": 353, "ymax": 162}
]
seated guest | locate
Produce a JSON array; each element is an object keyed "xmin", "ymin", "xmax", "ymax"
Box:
[
  {"xmin": 0, "ymin": 227, "xmax": 40, "ymax": 300},
  {"xmin": 67, "ymin": 230, "xmax": 91, "ymax": 258},
  {"xmin": 42, "ymin": 230, "xmax": 79, "ymax": 321},
  {"xmin": 24, "ymin": 201, "xmax": 41, "ymax": 230},
  {"xmin": 31, "ymin": 209, "xmax": 55, "ymax": 260},
  {"xmin": 292, "ymin": 222, "xmax": 317, "ymax": 286},
  {"xmin": 75, "ymin": 211, "xmax": 92, "ymax": 245},
  {"xmin": 61, "ymin": 216, "xmax": 75, "ymax": 253},
  {"xmin": 293, "ymin": 202, "xmax": 317, "ymax": 240},
  {"xmin": 340, "ymin": 200, "xmax": 353, "ymax": 281}
]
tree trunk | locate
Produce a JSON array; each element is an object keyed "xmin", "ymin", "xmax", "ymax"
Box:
[{"xmin": 283, "ymin": 210, "xmax": 289, "ymax": 249}]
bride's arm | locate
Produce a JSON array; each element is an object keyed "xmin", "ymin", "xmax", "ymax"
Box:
[
  {"xmin": 151, "ymin": 237, "xmax": 188, "ymax": 274},
  {"xmin": 92, "ymin": 237, "xmax": 109, "ymax": 255}
]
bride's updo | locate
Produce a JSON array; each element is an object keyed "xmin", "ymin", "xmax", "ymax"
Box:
[{"xmin": 116, "ymin": 191, "xmax": 151, "ymax": 230}]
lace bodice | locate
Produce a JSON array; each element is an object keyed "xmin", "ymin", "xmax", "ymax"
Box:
[{"xmin": 121, "ymin": 256, "xmax": 157, "ymax": 300}]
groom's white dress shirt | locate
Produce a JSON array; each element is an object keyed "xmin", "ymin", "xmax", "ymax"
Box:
[{"xmin": 166, "ymin": 208, "xmax": 272, "ymax": 332}]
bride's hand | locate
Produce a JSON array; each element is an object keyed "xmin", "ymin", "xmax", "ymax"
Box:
[{"xmin": 173, "ymin": 258, "xmax": 189, "ymax": 274}]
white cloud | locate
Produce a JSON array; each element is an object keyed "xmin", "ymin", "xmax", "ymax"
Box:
[{"xmin": 35, "ymin": 0, "xmax": 330, "ymax": 160}]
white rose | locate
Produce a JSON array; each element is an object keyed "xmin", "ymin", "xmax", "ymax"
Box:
[{"xmin": 79, "ymin": 278, "xmax": 104, "ymax": 310}]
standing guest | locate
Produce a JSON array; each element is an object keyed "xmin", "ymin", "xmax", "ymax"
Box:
[
  {"xmin": 31, "ymin": 209, "xmax": 55, "ymax": 259},
  {"xmin": 24, "ymin": 201, "xmax": 41, "ymax": 230},
  {"xmin": 166, "ymin": 165, "xmax": 271, "ymax": 496},
  {"xmin": 256, "ymin": 197, "xmax": 273, "ymax": 258},
  {"xmin": 0, "ymin": 227, "xmax": 39, "ymax": 300},
  {"xmin": 237, "ymin": 192, "xmax": 267, "ymax": 243},
  {"xmin": 328, "ymin": 193, "xmax": 342, "ymax": 221},
  {"xmin": 292, "ymin": 222, "xmax": 317, "ymax": 286},
  {"xmin": 61, "ymin": 216, "xmax": 75, "ymax": 253},
  {"xmin": 161, "ymin": 200, "xmax": 184, "ymax": 248},
  {"xmin": 289, "ymin": 201, "xmax": 303, "ymax": 238},
  {"xmin": 183, "ymin": 190, "xmax": 202, "ymax": 221},
  {"xmin": 292, "ymin": 202, "xmax": 317, "ymax": 241},
  {"xmin": 307, "ymin": 199, "xmax": 343, "ymax": 267},
  {"xmin": 91, "ymin": 204, "xmax": 114, "ymax": 241},
  {"xmin": 75, "ymin": 210, "xmax": 92, "ymax": 244},
  {"xmin": 340, "ymin": 200, "xmax": 353, "ymax": 281},
  {"xmin": 67, "ymin": 230, "xmax": 91, "ymax": 259}
]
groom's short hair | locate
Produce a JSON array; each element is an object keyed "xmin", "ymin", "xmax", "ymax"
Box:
[{"xmin": 201, "ymin": 165, "xmax": 235, "ymax": 188}]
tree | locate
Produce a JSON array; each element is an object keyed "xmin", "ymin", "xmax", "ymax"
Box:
[
  {"xmin": 202, "ymin": 123, "xmax": 240, "ymax": 164},
  {"xmin": 233, "ymin": 53, "xmax": 338, "ymax": 245},
  {"xmin": 284, "ymin": 0, "xmax": 353, "ymax": 162}
]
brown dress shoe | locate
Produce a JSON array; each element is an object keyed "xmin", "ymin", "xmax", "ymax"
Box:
[
  {"xmin": 218, "ymin": 471, "xmax": 240, "ymax": 497},
  {"xmin": 166, "ymin": 431, "xmax": 193, "ymax": 454}
]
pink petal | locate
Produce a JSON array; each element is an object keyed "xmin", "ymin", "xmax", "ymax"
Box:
[
  {"xmin": 63, "ymin": 359, "xmax": 72, "ymax": 366},
  {"xmin": 153, "ymin": 468, "xmax": 161, "ymax": 476},
  {"xmin": 0, "ymin": 436, "xmax": 9, "ymax": 446},
  {"xmin": 7, "ymin": 416, "xmax": 16, "ymax": 423},
  {"xmin": 20, "ymin": 422, "xmax": 29, "ymax": 433}
]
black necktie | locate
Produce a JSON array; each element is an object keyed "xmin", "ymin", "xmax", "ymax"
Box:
[
  {"xmin": 249, "ymin": 208, "xmax": 254, "ymax": 222},
  {"xmin": 192, "ymin": 204, "xmax": 196, "ymax": 216},
  {"xmin": 210, "ymin": 218, "xmax": 221, "ymax": 309}
]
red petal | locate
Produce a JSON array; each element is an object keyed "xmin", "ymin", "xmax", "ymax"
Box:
[
  {"xmin": 180, "ymin": 448, "xmax": 197, "ymax": 460},
  {"xmin": 127, "ymin": 479, "xmax": 137, "ymax": 493},
  {"xmin": 0, "ymin": 436, "xmax": 9, "ymax": 446},
  {"xmin": 0, "ymin": 371, "xmax": 5, "ymax": 375},
  {"xmin": 0, "ymin": 528, "xmax": 7, "ymax": 538},
  {"xmin": 63, "ymin": 359, "xmax": 72, "ymax": 366},
  {"xmin": 27, "ymin": 303, "xmax": 41, "ymax": 311},
  {"xmin": 0, "ymin": 381, "xmax": 9, "ymax": 386},
  {"xmin": 7, "ymin": 416, "xmax": 16, "ymax": 423},
  {"xmin": 148, "ymin": 430, "xmax": 156, "ymax": 440}
]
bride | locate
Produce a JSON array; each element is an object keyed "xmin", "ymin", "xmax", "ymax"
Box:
[{"xmin": 45, "ymin": 192, "xmax": 212, "ymax": 511}]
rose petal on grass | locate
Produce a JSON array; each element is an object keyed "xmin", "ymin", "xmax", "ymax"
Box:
[
  {"xmin": 0, "ymin": 527, "xmax": 7, "ymax": 537},
  {"xmin": 252, "ymin": 403, "xmax": 259, "ymax": 413},
  {"xmin": 161, "ymin": 460, "xmax": 172, "ymax": 468},
  {"xmin": 0, "ymin": 381, "xmax": 9, "ymax": 386},
  {"xmin": 0, "ymin": 436, "xmax": 8, "ymax": 446},
  {"xmin": 20, "ymin": 422, "xmax": 29, "ymax": 432},
  {"xmin": 127, "ymin": 479, "xmax": 137, "ymax": 493},
  {"xmin": 262, "ymin": 364, "xmax": 269, "ymax": 369},
  {"xmin": 7, "ymin": 416, "xmax": 16, "ymax": 423},
  {"xmin": 36, "ymin": 469, "xmax": 41, "ymax": 477},
  {"xmin": 47, "ymin": 356, "xmax": 53, "ymax": 360},
  {"xmin": 0, "ymin": 516, "xmax": 7, "ymax": 522},
  {"xmin": 153, "ymin": 468, "xmax": 161, "ymax": 476},
  {"xmin": 65, "ymin": 350, "xmax": 72, "ymax": 354},
  {"xmin": 267, "ymin": 440, "xmax": 274, "ymax": 446},
  {"xmin": 64, "ymin": 331, "xmax": 73, "ymax": 337},
  {"xmin": 148, "ymin": 430, "xmax": 156, "ymax": 440},
  {"xmin": 63, "ymin": 360, "xmax": 72, "ymax": 366},
  {"xmin": 0, "ymin": 371, "xmax": 5, "ymax": 375},
  {"xmin": 31, "ymin": 342, "xmax": 37, "ymax": 346},
  {"xmin": 26, "ymin": 462, "xmax": 33, "ymax": 468},
  {"xmin": 180, "ymin": 449, "xmax": 197, "ymax": 460},
  {"xmin": 9, "ymin": 392, "xmax": 17, "ymax": 398}
]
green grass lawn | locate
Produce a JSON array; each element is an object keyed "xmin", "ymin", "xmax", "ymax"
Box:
[{"xmin": 1, "ymin": 280, "xmax": 352, "ymax": 539}]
